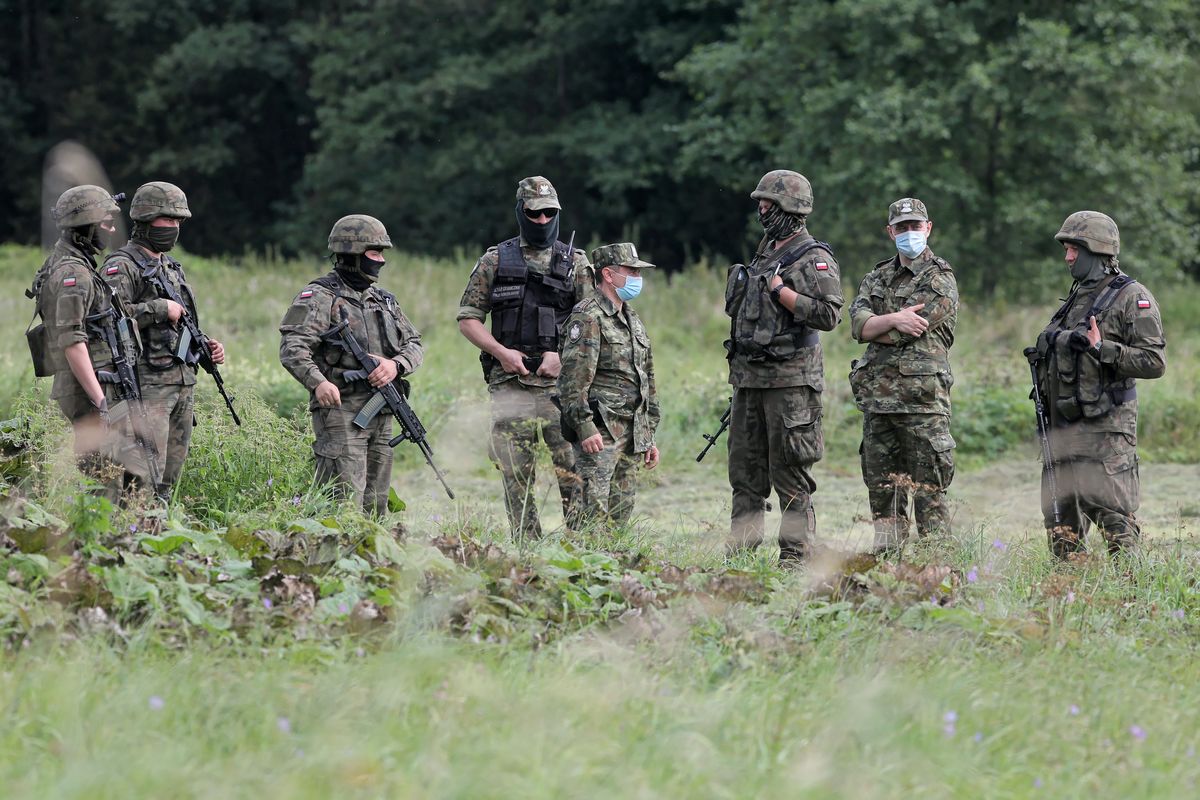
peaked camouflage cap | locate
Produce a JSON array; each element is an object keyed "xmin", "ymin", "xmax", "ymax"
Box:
[
  {"xmin": 53, "ymin": 185, "xmax": 120, "ymax": 229},
  {"xmin": 888, "ymin": 197, "xmax": 929, "ymax": 225},
  {"xmin": 1054, "ymin": 210, "xmax": 1119, "ymax": 256},
  {"xmin": 516, "ymin": 176, "xmax": 561, "ymax": 211},
  {"xmin": 130, "ymin": 181, "xmax": 192, "ymax": 221},
  {"xmin": 327, "ymin": 214, "xmax": 393, "ymax": 254},
  {"xmin": 591, "ymin": 242, "xmax": 656, "ymax": 270},
  {"xmin": 751, "ymin": 169, "xmax": 813, "ymax": 215}
]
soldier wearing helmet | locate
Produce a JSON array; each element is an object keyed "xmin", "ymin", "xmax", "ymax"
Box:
[
  {"xmin": 27, "ymin": 185, "xmax": 133, "ymax": 499},
  {"xmin": 102, "ymin": 181, "xmax": 226, "ymax": 497},
  {"xmin": 849, "ymin": 198, "xmax": 960, "ymax": 552},
  {"xmin": 279, "ymin": 215, "xmax": 424, "ymax": 515},
  {"xmin": 724, "ymin": 169, "xmax": 844, "ymax": 566},
  {"xmin": 1027, "ymin": 210, "xmax": 1165, "ymax": 557},
  {"xmin": 456, "ymin": 176, "xmax": 591, "ymax": 540}
]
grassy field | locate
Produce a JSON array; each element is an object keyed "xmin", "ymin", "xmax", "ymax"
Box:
[{"xmin": 1, "ymin": 243, "xmax": 1198, "ymax": 798}]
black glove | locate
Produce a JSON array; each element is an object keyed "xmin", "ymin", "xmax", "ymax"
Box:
[{"xmin": 1067, "ymin": 330, "xmax": 1092, "ymax": 352}]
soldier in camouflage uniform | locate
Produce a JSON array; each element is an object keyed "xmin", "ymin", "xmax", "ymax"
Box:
[
  {"xmin": 279, "ymin": 215, "xmax": 424, "ymax": 516},
  {"xmin": 724, "ymin": 170, "xmax": 844, "ymax": 565},
  {"xmin": 1028, "ymin": 211, "xmax": 1165, "ymax": 557},
  {"xmin": 557, "ymin": 243, "xmax": 661, "ymax": 527},
  {"xmin": 849, "ymin": 198, "xmax": 959, "ymax": 551},
  {"xmin": 102, "ymin": 182, "xmax": 226, "ymax": 496},
  {"xmin": 457, "ymin": 176, "xmax": 591, "ymax": 539},
  {"xmin": 27, "ymin": 185, "xmax": 135, "ymax": 499}
]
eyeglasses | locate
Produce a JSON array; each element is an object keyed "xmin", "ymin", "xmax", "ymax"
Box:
[{"xmin": 523, "ymin": 207, "xmax": 558, "ymax": 220}]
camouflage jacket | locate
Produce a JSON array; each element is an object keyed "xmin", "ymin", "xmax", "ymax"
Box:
[
  {"xmin": 457, "ymin": 238, "xmax": 592, "ymax": 389},
  {"xmin": 279, "ymin": 271, "xmax": 424, "ymax": 409},
  {"xmin": 31, "ymin": 238, "xmax": 120, "ymax": 400},
  {"xmin": 557, "ymin": 292, "xmax": 660, "ymax": 452},
  {"xmin": 848, "ymin": 247, "xmax": 958, "ymax": 415},
  {"xmin": 102, "ymin": 243, "xmax": 198, "ymax": 387},
  {"xmin": 725, "ymin": 231, "xmax": 843, "ymax": 390},
  {"xmin": 1033, "ymin": 268, "xmax": 1165, "ymax": 437}
]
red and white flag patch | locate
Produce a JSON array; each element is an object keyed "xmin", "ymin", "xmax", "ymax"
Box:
[
  {"xmin": 62, "ymin": 276, "xmax": 76, "ymax": 287},
  {"xmin": 300, "ymin": 289, "xmax": 314, "ymax": 299},
  {"xmin": 1137, "ymin": 298, "xmax": 1151, "ymax": 309},
  {"xmin": 815, "ymin": 261, "xmax": 829, "ymax": 271},
  {"xmin": 106, "ymin": 265, "xmax": 120, "ymax": 275}
]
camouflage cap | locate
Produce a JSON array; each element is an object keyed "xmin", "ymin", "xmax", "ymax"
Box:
[
  {"xmin": 1054, "ymin": 210, "xmax": 1119, "ymax": 256},
  {"xmin": 516, "ymin": 176, "xmax": 561, "ymax": 211},
  {"xmin": 888, "ymin": 197, "xmax": 929, "ymax": 225},
  {"xmin": 591, "ymin": 242, "xmax": 656, "ymax": 270}
]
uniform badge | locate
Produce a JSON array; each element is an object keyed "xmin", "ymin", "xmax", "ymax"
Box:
[
  {"xmin": 300, "ymin": 289, "xmax": 314, "ymax": 299},
  {"xmin": 900, "ymin": 202, "xmax": 913, "ymax": 213},
  {"xmin": 568, "ymin": 322, "xmax": 581, "ymax": 342},
  {"xmin": 62, "ymin": 277, "xmax": 76, "ymax": 287},
  {"xmin": 815, "ymin": 261, "xmax": 829, "ymax": 271},
  {"xmin": 105, "ymin": 265, "xmax": 120, "ymax": 275},
  {"xmin": 538, "ymin": 184, "xmax": 551, "ymax": 196},
  {"xmin": 1137, "ymin": 298, "xmax": 1151, "ymax": 309}
]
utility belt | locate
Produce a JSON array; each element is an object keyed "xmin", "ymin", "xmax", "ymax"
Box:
[{"xmin": 1055, "ymin": 385, "xmax": 1136, "ymax": 424}]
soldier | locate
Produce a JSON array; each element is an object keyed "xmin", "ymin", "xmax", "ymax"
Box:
[
  {"xmin": 102, "ymin": 182, "xmax": 225, "ymax": 497},
  {"xmin": 27, "ymin": 185, "xmax": 133, "ymax": 498},
  {"xmin": 279, "ymin": 215, "xmax": 424, "ymax": 516},
  {"xmin": 724, "ymin": 170, "xmax": 844, "ymax": 565},
  {"xmin": 1027, "ymin": 211, "xmax": 1165, "ymax": 557},
  {"xmin": 848, "ymin": 198, "xmax": 959, "ymax": 552},
  {"xmin": 457, "ymin": 176, "xmax": 591, "ymax": 539},
  {"xmin": 557, "ymin": 243, "xmax": 661, "ymax": 527}
]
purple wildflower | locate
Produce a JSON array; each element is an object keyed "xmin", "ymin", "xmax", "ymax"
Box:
[
  {"xmin": 432, "ymin": 514, "xmax": 442, "ymax": 523},
  {"xmin": 267, "ymin": 477, "xmax": 274, "ymax": 488},
  {"xmin": 943, "ymin": 722, "xmax": 956, "ymax": 737},
  {"xmin": 1130, "ymin": 725, "xmax": 1147, "ymax": 741},
  {"xmin": 262, "ymin": 597, "xmax": 273, "ymax": 610},
  {"xmin": 942, "ymin": 711, "xmax": 957, "ymax": 737},
  {"xmin": 973, "ymin": 732, "xmax": 983, "ymax": 743},
  {"xmin": 1034, "ymin": 778, "xmax": 1043, "ymax": 788},
  {"xmin": 291, "ymin": 494, "xmax": 301, "ymax": 506},
  {"xmin": 148, "ymin": 695, "xmax": 165, "ymax": 711},
  {"xmin": 277, "ymin": 716, "xmax": 292, "ymax": 734},
  {"xmin": 1187, "ymin": 745, "xmax": 1195, "ymax": 758},
  {"xmin": 943, "ymin": 710, "xmax": 958, "ymax": 723},
  {"xmin": 1172, "ymin": 609, "xmax": 1185, "ymax": 620},
  {"xmin": 129, "ymin": 523, "xmax": 138, "ymax": 533},
  {"xmin": 1069, "ymin": 704, "xmax": 1081, "ymax": 716},
  {"xmin": 1066, "ymin": 590, "xmax": 1076, "ymax": 603},
  {"xmin": 338, "ymin": 602, "xmax": 350, "ymax": 614},
  {"xmin": 966, "ymin": 567, "xmax": 979, "ymax": 584},
  {"xmin": 992, "ymin": 538, "xmax": 1008, "ymax": 551}
]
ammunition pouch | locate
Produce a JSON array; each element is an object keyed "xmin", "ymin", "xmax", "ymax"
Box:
[{"xmin": 26, "ymin": 322, "xmax": 52, "ymax": 377}]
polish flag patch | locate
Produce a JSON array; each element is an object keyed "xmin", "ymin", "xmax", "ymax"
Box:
[
  {"xmin": 62, "ymin": 277, "xmax": 76, "ymax": 287},
  {"xmin": 300, "ymin": 289, "xmax": 314, "ymax": 299},
  {"xmin": 106, "ymin": 265, "xmax": 120, "ymax": 275},
  {"xmin": 1137, "ymin": 298, "xmax": 1151, "ymax": 309},
  {"xmin": 815, "ymin": 261, "xmax": 829, "ymax": 271}
]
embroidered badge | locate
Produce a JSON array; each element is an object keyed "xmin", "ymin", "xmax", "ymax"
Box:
[
  {"xmin": 62, "ymin": 277, "xmax": 76, "ymax": 287},
  {"xmin": 900, "ymin": 202, "xmax": 913, "ymax": 213},
  {"xmin": 1137, "ymin": 298, "xmax": 1151, "ymax": 309},
  {"xmin": 568, "ymin": 322, "xmax": 581, "ymax": 342},
  {"xmin": 105, "ymin": 265, "xmax": 120, "ymax": 275},
  {"xmin": 538, "ymin": 183, "xmax": 551, "ymax": 196},
  {"xmin": 300, "ymin": 289, "xmax": 314, "ymax": 299},
  {"xmin": 815, "ymin": 261, "xmax": 829, "ymax": 271}
]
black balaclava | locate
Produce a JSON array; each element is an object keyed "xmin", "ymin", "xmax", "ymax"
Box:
[
  {"xmin": 335, "ymin": 253, "xmax": 384, "ymax": 291},
  {"xmin": 1068, "ymin": 244, "xmax": 1111, "ymax": 284},
  {"xmin": 515, "ymin": 200, "xmax": 559, "ymax": 249},
  {"xmin": 71, "ymin": 223, "xmax": 108, "ymax": 257},
  {"xmin": 132, "ymin": 222, "xmax": 180, "ymax": 253},
  {"xmin": 759, "ymin": 203, "xmax": 805, "ymax": 242}
]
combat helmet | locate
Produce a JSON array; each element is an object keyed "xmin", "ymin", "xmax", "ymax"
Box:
[
  {"xmin": 1054, "ymin": 211, "xmax": 1119, "ymax": 256},
  {"xmin": 751, "ymin": 170, "xmax": 814, "ymax": 216},
  {"xmin": 130, "ymin": 181, "xmax": 192, "ymax": 221},
  {"xmin": 52, "ymin": 185, "xmax": 120, "ymax": 229},
  {"xmin": 328, "ymin": 215, "xmax": 393, "ymax": 254}
]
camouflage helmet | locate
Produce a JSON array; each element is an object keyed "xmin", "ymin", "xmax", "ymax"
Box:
[
  {"xmin": 327, "ymin": 214, "xmax": 393, "ymax": 254},
  {"xmin": 52, "ymin": 185, "xmax": 120, "ymax": 229},
  {"xmin": 1054, "ymin": 211, "xmax": 1119, "ymax": 256},
  {"xmin": 130, "ymin": 181, "xmax": 192, "ymax": 222},
  {"xmin": 751, "ymin": 170, "xmax": 814, "ymax": 216}
]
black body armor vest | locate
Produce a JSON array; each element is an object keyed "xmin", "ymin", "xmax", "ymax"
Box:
[{"xmin": 484, "ymin": 237, "xmax": 575, "ymax": 368}]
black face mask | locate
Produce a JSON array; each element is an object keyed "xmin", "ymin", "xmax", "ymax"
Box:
[
  {"xmin": 1069, "ymin": 247, "xmax": 1108, "ymax": 284},
  {"xmin": 73, "ymin": 223, "xmax": 108, "ymax": 256},
  {"xmin": 334, "ymin": 254, "xmax": 382, "ymax": 291},
  {"xmin": 759, "ymin": 204, "xmax": 804, "ymax": 242},
  {"xmin": 515, "ymin": 200, "xmax": 560, "ymax": 249},
  {"xmin": 133, "ymin": 223, "xmax": 180, "ymax": 253}
]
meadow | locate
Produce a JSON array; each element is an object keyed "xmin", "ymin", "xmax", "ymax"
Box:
[{"xmin": 1, "ymin": 243, "xmax": 1198, "ymax": 798}]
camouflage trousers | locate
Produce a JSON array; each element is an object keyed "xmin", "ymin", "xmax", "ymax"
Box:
[
  {"xmin": 574, "ymin": 427, "xmax": 642, "ymax": 529},
  {"xmin": 137, "ymin": 382, "xmax": 196, "ymax": 492},
  {"xmin": 727, "ymin": 385, "xmax": 823, "ymax": 558},
  {"xmin": 860, "ymin": 412, "xmax": 956, "ymax": 550},
  {"xmin": 312, "ymin": 393, "xmax": 394, "ymax": 516},
  {"xmin": 56, "ymin": 388, "xmax": 126, "ymax": 504},
  {"xmin": 488, "ymin": 380, "xmax": 581, "ymax": 540},
  {"xmin": 1042, "ymin": 427, "xmax": 1140, "ymax": 557}
]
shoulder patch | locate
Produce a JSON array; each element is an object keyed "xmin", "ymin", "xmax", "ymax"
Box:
[
  {"xmin": 815, "ymin": 260, "xmax": 829, "ymax": 271},
  {"xmin": 1137, "ymin": 297, "xmax": 1151, "ymax": 309},
  {"xmin": 105, "ymin": 265, "xmax": 120, "ymax": 276},
  {"xmin": 300, "ymin": 289, "xmax": 314, "ymax": 299},
  {"xmin": 62, "ymin": 276, "xmax": 77, "ymax": 287},
  {"xmin": 568, "ymin": 321, "xmax": 582, "ymax": 342}
]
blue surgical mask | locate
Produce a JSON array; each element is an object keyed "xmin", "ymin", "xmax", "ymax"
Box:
[
  {"xmin": 895, "ymin": 230, "xmax": 927, "ymax": 259},
  {"xmin": 616, "ymin": 274, "xmax": 643, "ymax": 301}
]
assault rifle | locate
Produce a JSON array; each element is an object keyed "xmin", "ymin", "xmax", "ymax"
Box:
[
  {"xmin": 1023, "ymin": 347, "xmax": 1061, "ymax": 525},
  {"xmin": 696, "ymin": 397, "xmax": 732, "ymax": 463},
  {"xmin": 322, "ymin": 307, "xmax": 455, "ymax": 499},
  {"xmin": 146, "ymin": 261, "xmax": 241, "ymax": 425},
  {"xmin": 86, "ymin": 305, "xmax": 163, "ymax": 496}
]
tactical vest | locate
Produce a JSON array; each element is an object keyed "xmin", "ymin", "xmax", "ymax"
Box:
[
  {"xmin": 107, "ymin": 245, "xmax": 199, "ymax": 371},
  {"xmin": 25, "ymin": 246, "xmax": 114, "ymax": 377},
  {"xmin": 1037, "ymin": 274, "xmax": 1137, "ymax": 423},
  {"xmin": 485, "ymin": 237, "xmax": 575, "ymax": 367},
  {"xmin": 726, "ymin": 238, "xmax": 829, "ymax": 362},
  {"xmin": 311, "ymin": 273, "xmax": 409, "ymax": 391}
]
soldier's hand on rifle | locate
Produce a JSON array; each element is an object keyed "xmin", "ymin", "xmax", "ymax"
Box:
[
  {"xmin": 581, "ymin": 433, "xmax": 604, "ymax": 454},
  {"xmin": 891, "ymin": 303, "xmax": 928, "ymax": 336},
  {"xmin": 496, "ymin": 347, "xmax": 531, "ymax": 376},
  {"xmin": 315, "ymin": 380, "xmax": 342, "ymax": 408},
  {"xmin": 165, "ymin": 299, "xmax": 186, "ymax": 324},
  {"xmin": 366, "ymin": 355, "xmax": 398, "ymax": 388},
  {"xmin": 207, "ymin": 338, "xmax": 226, "ymax": 365},
  {"xmin": 644, "ymin": 444, "xmax": 660, "ymax": 469},
  {"xmin": 536, "ymin": 351, "xmax": 562, "ymax": 378}
]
